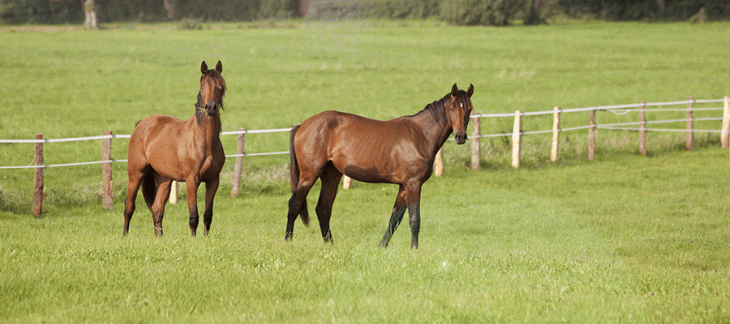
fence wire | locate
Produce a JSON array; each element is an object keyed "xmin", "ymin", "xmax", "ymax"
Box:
[{"xmin": 2, "ymin": 98, "xmax": 728, "ymax": 169}]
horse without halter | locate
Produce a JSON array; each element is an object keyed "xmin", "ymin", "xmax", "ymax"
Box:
[{"xmin": 286, "ymin": 84, "xmax": 474, "ymax": 248}]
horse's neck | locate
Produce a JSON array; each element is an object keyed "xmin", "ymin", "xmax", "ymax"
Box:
[
  {"xmin": 193, "ymin": 114, "xmax": 222, "ymax": 140},
  {"xmin": 410, "ymin": 108, "xmax": 452, "ymax": 156}
]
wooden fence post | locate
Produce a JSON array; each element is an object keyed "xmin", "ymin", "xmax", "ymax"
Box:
[
  {"xmin": 550, "ymin": 106, "xmax": 561, "ymax": 162},
  {"xmin": 434, "ymin": 147, "xmax": 444, "ymax": 176},
  {"xmin": 470, "ymin": 114, "xmax": 481, "ymax": 170},
  {"xmin": 638, "ymin": 101, "xmax": 648, "ymax": 156},
  {"xmin": 33, "ymin": 133, "xmax": 44, "ymax": 218},
  {"xmin": 342, "ymin": 176, "xmax": 352, "ymax": 189},
  {"xmin": 686, "ymin": 97, "xmax": 694, "ymax": 151},
  {"xmin": 101, "ymin": 130, "xmax": 113, "ymax": 210},
  {"xmin": 230, "ymin": 128, "xmax": 245, "ymax": 197},
  {"xmin": 170, "ymin": 181, "xmax": 178, "ymax": 204},
  {"xmin": 722, "ymin": 96, "xmax": 730, "ymax": 149},
  {"xmin": 511, "ymin": 110, "xmax": 522, "ymax": 169},
  {"xmin": 588, "ymin": 109, "xmax": 596, "ymax": 160}
]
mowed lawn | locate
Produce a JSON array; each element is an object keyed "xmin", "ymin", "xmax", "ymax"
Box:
[{"xmin": 1, "ymin": 21, "xmax": 729, "ymax": 322}]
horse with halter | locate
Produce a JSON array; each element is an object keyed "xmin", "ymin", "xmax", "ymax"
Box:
[{"xmin": 124, "ymin": 61, "xmax": 226, "ymax": 237}]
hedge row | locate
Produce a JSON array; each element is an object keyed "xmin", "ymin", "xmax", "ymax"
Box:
[
  {"xmin": 308, "ymin": 0, "xmax": 440, "ymax": 20},
  {"xmin": 1, "ymin": 0, "xmax": 728, "ymax": 25},
  {"xmin": 557, "ymin": 0, "xmax": 730, "ymax": 21},
  {"xmin": 0, "ymin": 0, "xmax": 299, "ymax": 24}
]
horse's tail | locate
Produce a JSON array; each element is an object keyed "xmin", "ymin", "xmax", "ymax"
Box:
[
  {"xmin": 289, "ymin": 124, "xmax": 309, "ymax": 226},
  {"xmin": 289, "ymin": 125, "xmax": 301, "ymax": 191},
  {"xmin": 141, "ymin": 170, "xmax": 157, "ymax": 210}
]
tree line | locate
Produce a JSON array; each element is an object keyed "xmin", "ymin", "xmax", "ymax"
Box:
[{"xmin": 1, "ymin": 0, "xmax": 727, "ymax": 26}]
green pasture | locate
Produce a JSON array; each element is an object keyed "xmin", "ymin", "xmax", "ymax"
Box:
[{"xmin": 1, "ymin": 21, "xmax": 730, "ymax": 322}]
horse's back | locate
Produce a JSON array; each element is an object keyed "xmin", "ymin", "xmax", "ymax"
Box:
[
  {"xmin": 295, "ymin": 110, "xmax": 419, "ymax": 183},
  {"xmin": 299, "ymin": 110, "xmax": 400, "ymax": 137},
  {"xmin": 132, "ymin": 115, "xmax": 185, "ymax": 139},
  {"xmin": 296, "ymin": 110, "xmax": 392, "ymax": 151}
]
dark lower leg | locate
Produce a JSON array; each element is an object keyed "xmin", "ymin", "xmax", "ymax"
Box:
[
  {"xmin": 203, "ymin": 179, "xmax": 219, "ymax": 236},
  {"xmin": 408, "ymin": 202, "xmax": 421, "ymax": 249},
  {"xmin": 380, "ymin": 207, "xmax": 406, "ymax": 247},
  {"xmin": 316, "ymin": 166, "xmax": 341, "ymax": 244},
  {"xmin": 285, "ymin": 180, "xmax": 314, "ymax": 240},
  {"xmin": 186, "ymin": 180, "xmax": 199, "ymax": 236},
  {"xmin": 188, "ymin": 208, "xmax": 199, "ymax": 237},
  {"xmin": 380, "ymin": 186, "xmax": 407, "ymax": 248}
]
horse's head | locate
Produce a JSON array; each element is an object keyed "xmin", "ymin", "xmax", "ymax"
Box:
[
  {"xmin": 198, "ymin": 60, "xmax": 226, "ymax": 117},
  {"xmin": 446, "ymin": 83, "xmax": 474, "ymax": 144}
]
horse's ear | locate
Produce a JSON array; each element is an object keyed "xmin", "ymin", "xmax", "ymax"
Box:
[
  {"xmin": 201, "ymin": 61, "xmax": 208, "ymax": 74},
  {"xmin": 215, "ymin": 60, "xmax": 223, "ymax": 74},
  {"xmin": 467, "ymin": 84, "xmax": 474, "ymax": 98},
  {"xmin": 451, "ymin": 83, "xmax": 458, "ymax": 97}
]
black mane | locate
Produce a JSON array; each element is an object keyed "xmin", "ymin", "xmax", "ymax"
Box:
[{"xmin": 411, "ymin": 93, "xmax": 451, "ymax": 126}]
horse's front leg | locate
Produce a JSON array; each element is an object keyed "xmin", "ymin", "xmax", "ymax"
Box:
[
  {"xmin": 380, "ymin": 185, "xmax": 407, "ymax": 248},
  {"xmin": 202, "ymin": 177, "xmax": 220, "ymax": 236},
  {"xmin": 186, "ymin": 177, "xmax": 201, "ymax": 236},
  {"xmin": 405, "ymin": 181, "xmax": 423, "ymax": 249}
]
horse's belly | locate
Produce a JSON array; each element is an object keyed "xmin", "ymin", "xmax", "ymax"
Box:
[
  {"xmin": 331, "ymin": 138, "xmax": 426, "ymax": 185},
  {"xmin": 148, "ymin": 158, "xmax": 185, "ymax": 181},
  {"xmin": 334, "ymin": 152, "xmax": 399, "ymax": 184}
]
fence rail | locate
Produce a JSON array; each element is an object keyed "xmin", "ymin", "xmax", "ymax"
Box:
[{"xmin": 2, "ymin": 97, "xmax": 729, "ymax": 217}]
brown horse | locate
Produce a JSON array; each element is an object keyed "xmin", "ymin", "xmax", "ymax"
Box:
[
  {"xmin": 124, "ymin": 61, "xmax": 226, "ymax": 237},
  {"xmin": 286, "ymin": 84, "xmax": 474, "ymax": 248}
]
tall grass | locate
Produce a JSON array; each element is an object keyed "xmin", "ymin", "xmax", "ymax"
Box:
[{"xmin": 1, "ymin": 21, "xmax": 730, "ymax": 322}]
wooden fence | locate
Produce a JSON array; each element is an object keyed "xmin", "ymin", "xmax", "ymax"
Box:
[{"xmin": 2, "ymin": 97, "xmax": 729, "ymax": 217}]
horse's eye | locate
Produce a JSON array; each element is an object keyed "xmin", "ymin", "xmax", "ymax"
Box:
[{"xmin": 459, "ymin": 103, "xmax": 463, "ymax": 108}]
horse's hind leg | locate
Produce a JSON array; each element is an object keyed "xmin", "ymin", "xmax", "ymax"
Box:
[
  {"xmin": 141, "ymin": 170, "xmax": 157, "ymax": 210},
  {"xmin": 123, "ymin": 168, "xmax": 145, "ymax": 236},
  {"xmin": 124, "ymin": 162, "xmax": 152, "ymax": 236},
  {"xmin": 405, "ymin": 181, "xmax": 423, "ymax": 249},
  {"xmin": 150, "ymin": 179, "xmax": 173, "ymax": 237},
  {"xmin": 316, "ymin": 164, "xmax": 342, "ymax": 243},
  {"xmin": 202, "ymin": 177, "xmax": 220, "ymax": 236},
  {"xmin": 380, "ymin": 185, "xmax": 407, "ymax": 248},
  {"xmin": 285, "ymin": 174, "xmax": 316, "ymax": 240}
]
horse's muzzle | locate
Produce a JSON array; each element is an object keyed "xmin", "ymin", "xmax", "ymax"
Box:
[
  {"xmin": 204, "ymin": 104, "xmax": 219, "ymax": 116},
  {"xmin": 454, "ymin": 132, "xmax": 467, "ymax": 145}
]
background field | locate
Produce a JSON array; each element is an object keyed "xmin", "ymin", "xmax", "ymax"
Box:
[{"xmin": 1, "ymin": 21, "xmax": 729, "ymax": 323}]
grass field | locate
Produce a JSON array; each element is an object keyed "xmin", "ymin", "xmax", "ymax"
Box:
[{"xmin": 1, "ymin": 21, "xmax": 730, "ymax": 322}]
